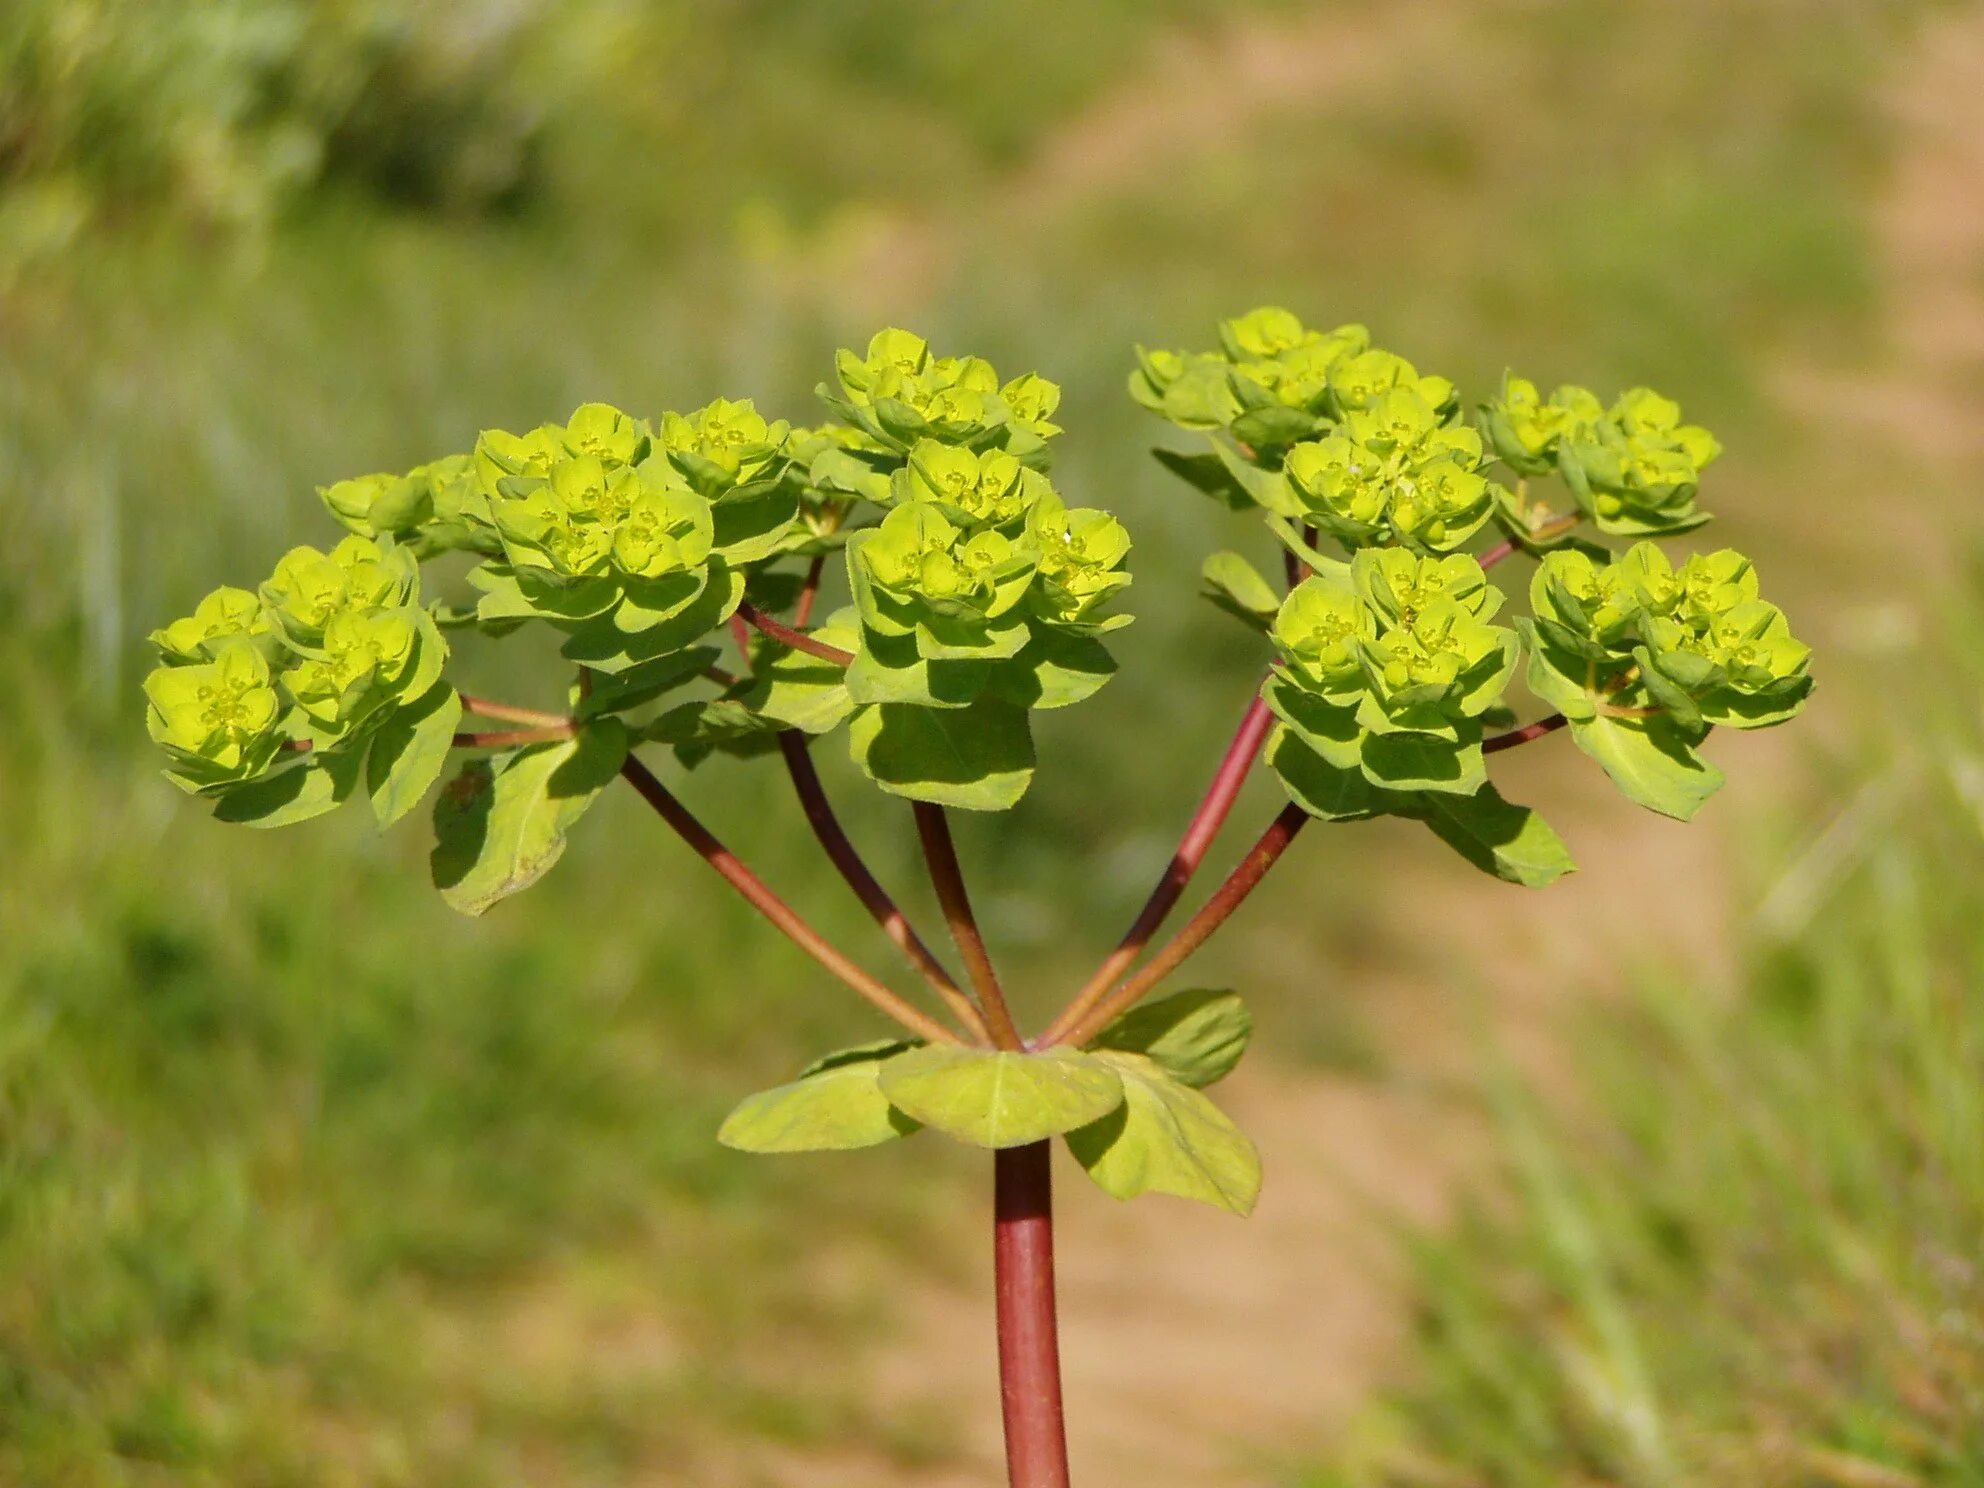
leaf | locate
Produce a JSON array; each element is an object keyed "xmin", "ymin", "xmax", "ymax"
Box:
[
  {"xmin": 719, "ymin": 1050, "xmax": 922, "ymax": 1153},
  {"xmin": 213, "ymin": 747, "xmax": 364, "ymax": 828},
  {"xmin": 800, "ymin": 1039, "xmax": 923, "ymax": 1078},
  {"xmin": 429, "ymin": 719, "xmax": 630, "ymax": 915},
  {"xmin": 982, "ymin": 626, "xmax": 1118, "ymax": 711},
  {"xmin": 878, "ymin": 1046, "xmax": 1126, "ymax": 1149},
  {"xmin": 1200, "ymin": 551, "xmax": 1280, "ymax": 633},
  {"xmin": 1151, "ymin": 449, "xmax": 1254, "ymax": 512},
  {"xmin": 845, "ymin": 625, "xmax": 992, "ymax": 709},
  {"xmin": 1087, "ymin": 989, "xmax": 1252, "ymax": 1088},
  {"xmin": 1066, "ymin": 1053, "xmax": 1261, "ymax": 1215},
  {"xmin": 558, "ymin": 564, "xmax": 744, "ymax": 674},
  {"xmin": 848, "ymin": 698, "xmax": 1036, "ymax": 811},
  {"xmin": 1571, "ymin": 711, "xmax": 1724, "ymax": 821},
  {"xmin": 1360, "ymin": 729, "xmax": 1486, "ymax": 796},
  {"xmin": 710, "ymin": 480, "xmax": 800, "ymax": 565},
  {"xmin": 365, "ymin": 681, "xmax": 463, "ymax": 829},
  {"xmin": 1268, "ymin": 727, "xmax": 1386, "ymax": 821},
  {"xmin": 1417, "ymin": 784, "xmax": 1576, "ymax": 888},
  {"xmin": 575, "ymin": 645, "xmax": 721, "ymax": 720}
]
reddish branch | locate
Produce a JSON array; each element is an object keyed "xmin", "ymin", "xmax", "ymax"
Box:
[
  {"xmin": 778, "ymin": 733, "xmax": 990, "ymax": 1042},
  {"xmin": 457, "ymin": 692, "xmax": 571, "ymax": 728},
  {"xmin": 1037, "ymin": 691, "xmax": 1276, "ymax": 1047},
  {"xmin": 1483, "ymin": 713, "xmax": 1569, "ymax": 753},
  {"xmin": 792, "ymin": 554, "xmax": 828, "ymax": 628},
  {"xmin": 913, "ymin": 803, "xmax": 1026, "ymax": 1049},
  {"xmin": 619, "ymin": 752, "xmax": 960, "ymax": 1046},
  {"xmin": 1057, "ymin": 802, "xmax": 1310, "ymax": 1048},
  {"xmin": 737, "ymin": 601, "xmax": 854, "ymax": 667}
]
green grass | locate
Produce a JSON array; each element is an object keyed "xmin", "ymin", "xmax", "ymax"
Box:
[{"xmin": 0, "ymin": 0, "xmax": 1956, "ymax": 1480}]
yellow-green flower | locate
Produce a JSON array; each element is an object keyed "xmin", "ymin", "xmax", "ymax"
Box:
[
  {"xmin": 150, "ymin": 585, "xmax": 270, "ymax": 663},
  {"xmin": 144, "ymin": 640, "xmax": 288, "ymax": 782}
]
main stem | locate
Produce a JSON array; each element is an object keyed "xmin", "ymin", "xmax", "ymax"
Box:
[{"xmin": 995, "ymin": 1141, "xmax": 1070, "ymax": 1488}]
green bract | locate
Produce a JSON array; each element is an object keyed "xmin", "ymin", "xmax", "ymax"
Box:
[{"xmin": 1281, "ymin": 387, "xmax": 1495, "ymax": 552}]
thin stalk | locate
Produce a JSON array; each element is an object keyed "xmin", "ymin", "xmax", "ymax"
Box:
[
  {"xmin": 913, "ymin": 802, "xmax": 1025, "ymax": 1050},
  {"xmin": 994, "ymin": 1141, "xmax": 1071, "ymax": 1488},
  {"xmin": 737, "ymin": 601, "xmax": 854, "ymax": 667},
  {"xmin": 1479, "ymin": 513, "xmax": 1583, "ymax": 570},
  {"xmin": 792, "ymin": 553, "xmax": 828, "ymax": 628},
  {"xmin": 454, "ymin": 725, "xmax": 576, "ymax": 749},
  {"xmin": 1057, "ymin": 802, "xmax": 1309, "ymax": 1048},
  {"xmin": 1038, "ymin": 691, "xmax": 1275, "ymax": 1047},
  {"xmin": 457, "ymin": 692, "xmax": 572, "ymax": 728},
  {"xmin": 777, "ymin": 733, "xmax": 991, "ymax": 1043},
  {"xmin": 619, "ymin": 753, "xmax": 962, "ymax": 1046},
  {"xmin": 1484, "ymin": 714, "xmax": 1569, "ymax": 753}
]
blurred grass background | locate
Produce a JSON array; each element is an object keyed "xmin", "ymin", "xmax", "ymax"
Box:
[{"xmin": 1, "ymin": 1, "xmax": 1978, "ymax": 1484}]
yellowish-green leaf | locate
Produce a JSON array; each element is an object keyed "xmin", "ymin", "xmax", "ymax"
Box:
[
  {"xmin": 1066, "ymin": 1053, "xmax": 1261, "ymax": 1215},
  {"xmin": 1088, "ymin": 989, "xmax": 1252, "ymax": 1088},
  {"xmin": 878, "ymin": 1046, "xmax": 1125, "ymax": 1149},
  {"xmin": 719, "ymin": 1048, "xmax": 922, "ymax": 1153}
]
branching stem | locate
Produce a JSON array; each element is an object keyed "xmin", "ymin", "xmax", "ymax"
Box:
[
  {"xmin": 1057, "ymin": 802, "xmax": 1309, "ymax": 1048},
  {"xmin": 1038, "ymin": 690, "xmax": 1275, "ymax": 1047},
  {"xmin": 1482, "ymin": 713, "xmax": 1568, "ymax": 753},
  {"xmin": 913, "ymin": 803, "xmax": 1025, "ymax": 1050},
  {"xmin": 777, "ymin": 733, "xmax": 990, "ymax": 1043},
  {"xmin": 457, "ymin": 692, "xmax": 572, "ymax": 728},
  {"xmin": 737, "ymin": 602, "xmax": 854, "ymax": 667},
  {"xmin": 619, "ymin": 752, "xmax": 961, "ymax": 1046}
]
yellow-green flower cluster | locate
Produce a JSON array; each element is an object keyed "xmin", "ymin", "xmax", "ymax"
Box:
[
  {"xmin": 1481, "ymin": 378, "xmax": 1722, "ymax": 536},
  {"xmin": 144, "ymin": 534, "xmax": 447, "ymax": 799},
  {"xmin": 826, "ymin": 328, "xmax": 1063, "ymax": 464},
  {"xmin": 1263, "ymin": 550, "xmax": 1515, "ymax": 805},
  {"xmin": 1130, "ymin": 306, "xmax": 1455, "ymax": 451},
  {"xmin": 461, "ymin": 401, "xmax": 802, "ymax": 670},
  {"xmin": 321, "ymin": 454, "xmax": 498, "ymax": 560},
  {"xmin": 1526, "ymin": 543, "xmax": 1811, "ymax": 730},
  {"xmin": 1281, "ymin": 387, "xmax": 1495, "ymax": 552}
]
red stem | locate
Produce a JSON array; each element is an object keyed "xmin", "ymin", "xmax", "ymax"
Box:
[
  {"xmin": 777, "ymin": 733, "xmax": 990, "ymax": 1042},
  {"xmin": 457, "ymin": 692, "xmax": 572, "ymax": 728},
  {"xmin": 792, "ymin": 553, "xmax": 827, "ymax": 628},
  {"xmin": 1058, "ymin": 802, "xmax": 1309, "ymax": 1047},
  {"xmin": 913, "ymin": 802, "xmax": 1025, "ymax": 1050},
  {"xmin": 618, "ymin": 753, "xmax": 960, "ymax": 1045},
  {"xmin": 995, "ymin": 1141, "xmax": 1071, "ymax": 1488},
  {"xmin": 737, "ymin": 601, "xmax": 854, "ymax": 667},
  {"xmin": 1483, "ymin": 713, "xmax": 1568, "ymax": 753},
  {"xmin": 1037, "ymin": 691, "xmax": 1275, "ymax": 1046}
]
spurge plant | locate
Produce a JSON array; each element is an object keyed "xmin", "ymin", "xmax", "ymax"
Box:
[{"xmin": 145, "ymin": 308, "xmax": 1812, "ymax": 1485}]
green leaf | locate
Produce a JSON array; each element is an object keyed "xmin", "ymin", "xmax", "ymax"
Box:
[
  {"xmin": 710, "ymin": 480, "xmax": 800, "ymax": 565},
  {"xmin": 575, "ymin": 646, "xmax": 721, "ymax": 720},
  {"xmin": 1571, "ymin": 711, "xmax": 1724, "ymax": 821},
  {"xmin": 1268, "ymin": 727, "xmax": 1385, "ymax": 821},
  {"xmin": 718, "ymin": 1049, "xmax": 922, "ymax": 1153},
  {"xmin": 1151, "ymin": 449, "xmax": 1254, "ymax": 512},
  {"xmin": 212, "ymin": 748, "xmax": 364, "ymax": 828},
  {"xmin": 1087, "ymin": 989, "xmax": 1252, "ymax": 1088},
  {"xmin": 365, "ymin": 681, "xmax": 463, "ymax": 829},
  {"xmin": 559, "ymin": 564, "xmax": 744, "ymax": 674},
  {"xmin": 1417, "ymin": 784, "xmax": 1576, "ymax": 888},
  {"xmin": 848, "ymin": 698, "xmax": 1035, "ymax": 811},
  {"xmin": 982, "ymin": 626, "xmax": 1117, "ymax": 711},
  {"xmin": 1066, "ymin": 1053, "xmax": 1261, "ymax": 1215},
  {"xmin": 800, "ymin": 1039, "xmax": 923, "ymax": 1078},
  {"xmin": 846, "ymin": 626, "xmax": 992, "ymax": 709},
  {"xmin": 879, "ymin": 1046, "xmax": 1126, "ymax": 1149},
  {"xmin": 429, "ymin": 720, "xmax": 630, "ymax": 915},
  {"xmin": 1360, "ymin": 729, "xmax": 1486, "ymax": 796},
  {"xmin": 1200, "ymin": 551, "xmax": 1280, "ymax": 633}
]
